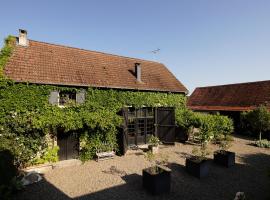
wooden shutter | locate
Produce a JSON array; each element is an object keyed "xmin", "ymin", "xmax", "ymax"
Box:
[
  {"xmin": 155, "ymin": 107, "xmax": 176, "ymax": 144},
  {"xmin": 120, "ymin": 108, "xmax": 129, "ymax": 155},
  {"xmin": 76, "ymin": 90, "xmax": 86, "ymax": 104},
  {"xmin": 49, "ymin": 91, "xmax": 59, "ymax": 105}
]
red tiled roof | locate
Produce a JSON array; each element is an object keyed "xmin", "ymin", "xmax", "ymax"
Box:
[
  {"xmin": 188, "ymin": 80, "xmax": 270, "ymax": 111},
  {"xmin": 4, "ymin": 39, "xmax": 187, "ymax": 93}
]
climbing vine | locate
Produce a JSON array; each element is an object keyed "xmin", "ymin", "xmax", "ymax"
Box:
[
  {"xmin": 0, "ymin": 36, "xmax": 188, "ymax": 167},
  {"xmin": 0, "ymin": 81, "xmax": 187, "ymax": 166},
  {"xmin": 0, "ymin": 35, "xmax": 16, "ymax": 78}
]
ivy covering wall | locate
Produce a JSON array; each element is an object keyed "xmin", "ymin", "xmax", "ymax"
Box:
[
  {"xmin": 0, "ymin": 81, "xmax": 187, "ymax": 166},
  {"xmin": 0, "ymin": 36, "xmax": 187, "ymax": 167}
]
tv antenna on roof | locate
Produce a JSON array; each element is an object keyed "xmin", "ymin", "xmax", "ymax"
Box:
[
  {"xmin": 149, "ymin": 48, "xmax": 160, "ymax": 61},
  {"xmin": 151, "ymin": 48, "xmax": 160, "ymax": 54}
]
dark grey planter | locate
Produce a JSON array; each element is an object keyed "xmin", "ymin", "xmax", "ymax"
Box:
[
  {"xmin": 214, "ymin": 150, "xmax": 235, "ymax": 168},
  {"xmin": 175, "ymin": 126, "xmax": 189, "ymax": 143},
  {"xmin": 186, "ymin": 157, "xmax": 209, "ymax": 178},
  {"xmin": 142, "ymin": 165, "xmax": 171, "ymax": 195}
]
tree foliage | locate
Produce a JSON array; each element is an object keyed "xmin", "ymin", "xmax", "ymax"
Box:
[
  {"xmin": 0, "ymin": 35, "xmax": 16, "ymax": 78},
  {"xmin": 242, "ymin": 106, "xmax": 270, "ymax": 141},
  {"xmin": 179, "ymin": 112, "xmax": 234, "ymax": 160}
]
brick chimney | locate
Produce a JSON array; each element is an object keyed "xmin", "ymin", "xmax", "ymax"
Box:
[
  {"xmin": 18, "ymin": 29, "xmax": 28, "ymax": 46},
  {"xmin": 135, "ymin": 63, "xmax": 141, "ymax": 82}
]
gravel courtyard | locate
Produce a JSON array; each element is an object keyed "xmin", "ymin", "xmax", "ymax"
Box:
[{"xmin": 16, "ymin": 135, "xmax": 270, "ymax": 200}]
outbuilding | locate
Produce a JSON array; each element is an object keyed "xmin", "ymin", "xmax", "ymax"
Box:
[{"xmin": 188, "ymin": 80, "xmax": 270, "ymax": 131}]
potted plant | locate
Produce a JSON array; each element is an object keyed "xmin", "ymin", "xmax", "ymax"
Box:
[
  {"xmin": 148, "ymin": 135, "xmax": 160, "ymax": 154},
  {"xmin": 142, "ymin": 151, "xmax": 171, "ymax": 195},
  {"xmin": 186, "ymin": 114, "xmax": 214, "ymax": 178},
  {"xmin": 186, "ymin": 142, "xmax": 210, "ymax": 178},
  {"xmin": 213, "ymin": 116, "xmax": 235, "ymax": 168},
  {"xmin": 214, "ymin": 134, "xmax": 235, "ymax": 168}
]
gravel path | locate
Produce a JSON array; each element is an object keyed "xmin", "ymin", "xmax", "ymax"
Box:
[{"xmin": 16, "ymin": 135, "xmax": 270, "ymax": 200}]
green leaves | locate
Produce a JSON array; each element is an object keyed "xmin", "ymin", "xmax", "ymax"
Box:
[
  {"xmin": 0, "ymin": 36, "xmax": 16, "ymax": 77},
  {"xmin": 242, "ymin": 105, "xmax": 270, "ymax": 140},
  {"xmin": 148, "ymin": 135, "xmax": 160, "ymax": 146},
  {"xmin": 177, "ymin": 110, "xmax": 234, "ymax": 158},
  {"xmin": 0, "ymin": 77, "xmax": 187, "ymax": 165},
  {"xmin": 33, "ymin": 146, "xmax": 59, "ymax": 164}
]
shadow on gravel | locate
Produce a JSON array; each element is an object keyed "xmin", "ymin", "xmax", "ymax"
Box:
[
  {"xmin": 169, "ymin": 153, "xmax": 270, "ymax": 200},
  {"xmin": 134, "ymin": 152, "xmax": 144, "ymax": 156},
  {"xmin": 174, "ymin": 151, "xmax": 192, "ymax": 159},
  {"xmin": 15, "ymin": 177, "xmax": 71, "ymax": 200},
  {"xmin": 76, "ymin": 174, "xmax": 150, "ymax": 200},
  {"xmin": 15, "ymin": 153, "xmax": 270, "ymax": 200}
]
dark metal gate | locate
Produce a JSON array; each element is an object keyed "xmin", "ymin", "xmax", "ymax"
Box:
[
  {"xmin": 155, "ymin": 107, "xmax": 176, "ymax": 144},
  {"xmin": 57, "ymin": 132, "xmax": 79, "ymax": 161}
]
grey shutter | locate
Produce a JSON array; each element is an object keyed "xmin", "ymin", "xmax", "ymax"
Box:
[
  {"xmin": 76, "ymin": 89, "xmax": 86, "ymax": 104},
  {"xmin": 49, "ymin": 91, "xmax": 59, "ymax": 105}
]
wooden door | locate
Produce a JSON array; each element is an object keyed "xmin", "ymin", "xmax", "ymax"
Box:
[
  {"xmin": 136, "ymin": 118, "xmax": 146, "ymax": 145},
  {"xmin": 155, "ymin": 107, "xmax": 176, "ymax": 144},
  {"xmin": 57, "ymin": 132, "xmax": 79, "ymax": 160},
  {"xmin": 122, "ymin": 107, "xmax": 155, "ymax": 149}
]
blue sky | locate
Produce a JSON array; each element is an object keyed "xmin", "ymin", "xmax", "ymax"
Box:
[{"xmin": 0, "ymin": 0, "xmax": 270, "ymax": 93}]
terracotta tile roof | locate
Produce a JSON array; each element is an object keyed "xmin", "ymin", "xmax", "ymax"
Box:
[
  {"xmin": 188, "ymin": 80, "xmax": 270, "ymax": 111},
  {"xmin": 4, "ymin": 39, "xmax": 187, "ymax": 93}
]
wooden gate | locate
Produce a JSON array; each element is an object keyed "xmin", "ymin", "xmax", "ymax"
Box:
[
  {"xmin": 155, "ymin": 107, "xmax": 176, "ymax": 144},
  {"xmin": 120, "ymin": 107, "xmax": 176, "ymax": 155},
  {"xmin": 57, "ymin": 132, "xmax": 79, "ymax": 161}
]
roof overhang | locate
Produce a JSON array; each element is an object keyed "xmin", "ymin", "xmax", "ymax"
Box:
[
  {"xmin": 11, "ymin": 79, "xmax": 187, "ymax": 94},
  {"xmin": 187, "ymin": 105, "xmax": 261, "ymax": 112}
]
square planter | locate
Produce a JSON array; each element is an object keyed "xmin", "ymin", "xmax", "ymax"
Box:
[
  {"xmin": 175, "ymin": 126, "xmax": 189, "ymax": 143},
  {"xmin": 186, "ymin": 157, "xmax": 209, "ymax": 178},
  {"xmin": 214, "ymin": 150, "xmax": 235, "ymax": 168},
  {"xmin": 149, "ymin": 145, "xmax": 159, "ymax": 154},
  {"xmin": 142, "ymin": 165, "xmax": 171, "ymax": 195}
]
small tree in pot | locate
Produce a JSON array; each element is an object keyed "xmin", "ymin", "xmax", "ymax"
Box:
[
  {"xmin": 213, "ymin": 116, "xmax": 235, "ymax": 167},
  {"xmin": 148, "ymin": 135, "xmax": 160, "ymax": 154},
  {"xmin": 186, "ymin": 142, "xmax": 211, "ymax": 178},
  {"xmin": 142, "ymin": 151, "xmax": 171, "ymax": 195},
  {"xmin": 186, "ymin": 114, "xmax": 214, "ymax": 178}
]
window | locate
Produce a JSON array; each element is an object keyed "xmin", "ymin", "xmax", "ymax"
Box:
[
  {"xmin": 126, "ymin": 107, "xmax": 155, "ymax": 146},
  {"xmin": 49, "ymin": 90, "xmax": 86, "ymax": 107},
  {"xmin": 127, "ymin": 118, "xmax": 136, "ymax": 137},
  {"xmin": 128, "ymin": 107, "xmax": 136, "ymax": 118},
  {"xmin": 146, "ymin": 118, "xmax": 154, "ymax": 134},
  {"xmin": 59, "ymin": 91, "xmax": 76, "ymax": 106}
]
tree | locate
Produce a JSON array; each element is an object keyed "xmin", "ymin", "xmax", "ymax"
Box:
[
  {"xmin": 191, "ymin": 113, "xmax": 215, "ymax": 161},
  {"xmin": 212, "ymin": 114, "xmax": 234, "ymax": 151},
  {"xmin": 245, "ymin": 106, "xmax": 270, "ymax": 141}
]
